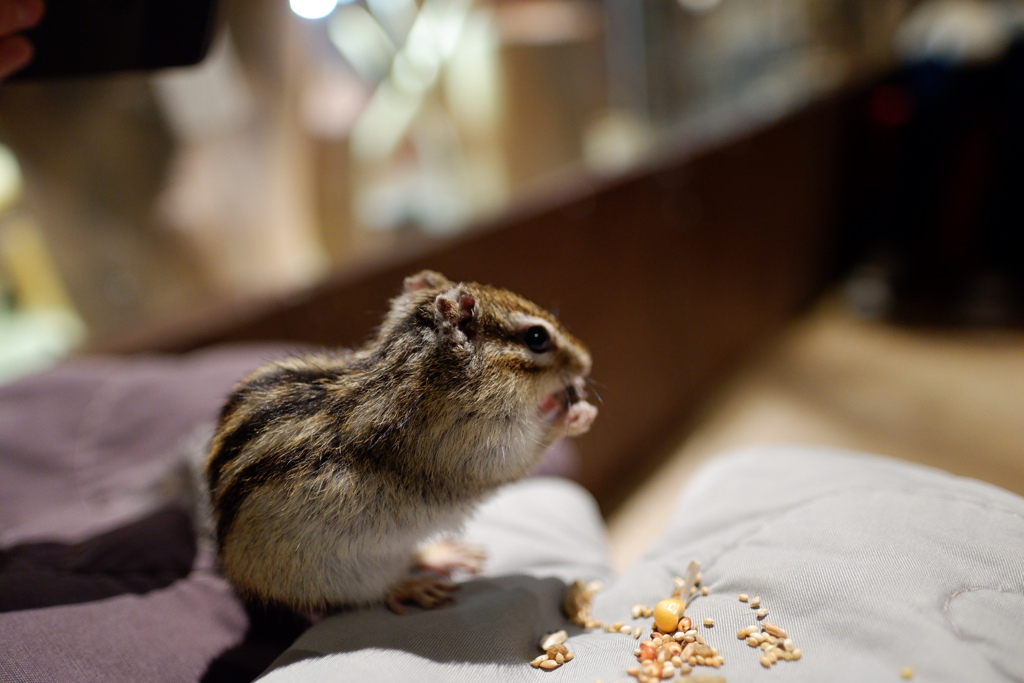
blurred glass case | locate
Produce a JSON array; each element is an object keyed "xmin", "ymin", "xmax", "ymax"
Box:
[{"xmin": 0, "ymin": 0, "xmax": 928, "ymax": 352}]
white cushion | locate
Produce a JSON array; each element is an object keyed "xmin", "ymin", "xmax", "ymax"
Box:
[{"xmin": 261, "ymin": 445, "xmax": 1024, "ymax": 682}]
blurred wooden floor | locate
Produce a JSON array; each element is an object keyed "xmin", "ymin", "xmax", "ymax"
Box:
[{"xmin": 607, "ymin": 296, "xmax": 1024, "ymax": 572}]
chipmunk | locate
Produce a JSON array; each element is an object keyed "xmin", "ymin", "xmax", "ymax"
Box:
[{"xmin": 204, "ymin": 270, "xmax": 598, "ymax": 614}]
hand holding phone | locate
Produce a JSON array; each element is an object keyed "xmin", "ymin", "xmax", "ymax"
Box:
[
  {"xmin": 0, "ymin": 0, "xmax": 44, "ymax": 80},
  {"xmin": 7, "ymin": 0, "xmax": 218, "ymax": 81}
]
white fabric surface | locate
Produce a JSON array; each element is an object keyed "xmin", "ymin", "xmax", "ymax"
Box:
[{"xmin": 260, "ymin": 446, "xmax": 1024, "ymax": 682}]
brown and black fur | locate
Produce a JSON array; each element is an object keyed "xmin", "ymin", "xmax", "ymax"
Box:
[{"xmin": 205, "ymin": 270, "xmax": 597, "ymax": 612}]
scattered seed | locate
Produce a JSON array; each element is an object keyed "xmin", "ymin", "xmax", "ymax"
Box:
[
  {"xmin": 555, "ymin": 653, "xmax": 565, "ymax": 664},
  {"xmin": 762, "ymin": 621, "xmax": 787, "ymax": 639},
  {"xmin": 633, "ymin": 625, "xmax": 642, "ymax": 639},
  {"xmin": 756, "ymin": 608, "xmax": 768, "ymax": 619},
  {"xmin": 749, "ymin": 596, "xmax": 761, "ymax": 608},
  {"xmin": 620, "ymin": 625, "xmax": 634, "ymax": 635},
  {"xmin": 678, "ymin": 616, "xmax": 692, "ymax": 632},
  {"xmin": 530, "ymin": 655, "xmax": 548, "ymax": 667},
  {"xmin": 901, "ymin": 666, "xmax": 914, "ymax": 679},
  {"xmin": 738, "ymin": 593, "xmax": 749, "ymax": 602},
  {"xmin": 746, "ymin": 636, "xmax": 759, "ymax": 647},
  {"xmin": 737, "ymin": 625, "xmax": 758, "ymax": 639},
  {"xmin": 652, "ymin": 598, "xmax": 686, "ymax": 633},
  {"xmin": 546, "ymin": 644, "xmax": 569, "ymax": 659},
  {"xmin": 539, "ymin": 630, "xmax": 567, "ymax": 650},
  {"xmin": 760, "ymin": 655, "xmax": 772, "ymax": 668},
  {"xmin": 563, "ymin": 579, "xmax": 603, "ymax": 629},
  {"xmin": 539, "ymin": 659, "xmax": 559, "ymax": 670},
  {"xmin": 703, "ymin": 617, "xmax": 714, "ymax": 628},
  {"xmin": 701, "ymin": 586, "xmax": 709, "ymax": 595}
]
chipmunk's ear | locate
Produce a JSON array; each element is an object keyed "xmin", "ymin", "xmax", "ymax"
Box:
[
  {"xmin": 404, "ymin": 270, "xmax": 451, "ymax": 293},
  {"xmin": 434, "ymin": 287, "xmax": 477, "ymax": 337}
]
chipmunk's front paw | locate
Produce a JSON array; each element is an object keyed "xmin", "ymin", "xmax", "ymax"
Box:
[
  {"xmin": 415, "ymin": 538, "xmax": 485, "ymax": 577},
  {"xmin": 385, "ymin": 575, "xmax": 459, "ymax": 615},
  {"xmin": 562, "ymin": 400, "xmax": 598, "ymax": 437}
]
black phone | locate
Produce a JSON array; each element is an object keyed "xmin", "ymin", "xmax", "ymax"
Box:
[{"xmin": 12, "ymin": 0, "xmax": 220, "ymax": 80}]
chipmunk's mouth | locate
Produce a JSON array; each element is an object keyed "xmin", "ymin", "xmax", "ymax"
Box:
[
  {"xmin": 537, "ymin": 377, "xmax": 587, "ymax": 421},
  {"xmin": 537, "ymin": 377, "xmax": 598, "ymax": 437}
]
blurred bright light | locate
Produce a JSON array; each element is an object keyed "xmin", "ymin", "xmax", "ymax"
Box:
[
  {"xmin": 678, "ymin": 0, "xmax": 721, "ymax": 12},
  {"xmin": 290, "ymin": 0, "xmax": 337, "ymax": 20}
]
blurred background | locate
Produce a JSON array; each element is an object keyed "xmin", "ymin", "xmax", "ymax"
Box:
[{"xmin": 0, "ymin": 0, "xmax": 957, "ymax": 376}]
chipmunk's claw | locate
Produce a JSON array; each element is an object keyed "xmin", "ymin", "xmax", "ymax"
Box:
[{"xmin": 386, "ymin": 574, "xmax": 460, "ymax": 614}]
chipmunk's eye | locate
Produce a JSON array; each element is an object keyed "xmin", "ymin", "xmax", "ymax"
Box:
[{"xmin": 523, "ymin": 325, "xmax": 554, "ymax": 353}]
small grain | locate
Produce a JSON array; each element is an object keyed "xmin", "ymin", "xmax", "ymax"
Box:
[
  {"xmin": 762, "ymin": 622, "xmax": 787, "ymax": 639},
  {"xmin": 701, "ymin": 586, "xmax": 709, "ymax": 596},
  {"xmin": 756, "ymin": 608, "xmax": 768, "ymax": 619},
  {"xmin": 539, "ymin": 630, "xmax": 568, "ymax": 650},
  {"xmin": 539, "ymin": 659, "xmax": 559, "ymax": 670},
  {"xmin": 749, "ymin": 596, "xmax": 761, "ymax": 608},
  {"xmin": 900, "ymin": 667, "xmax": 914, "ymax": 679},
  {"xmin": 703, "ymin": 617, "xmax": 714, "ymax": 628},
  {"xmin": 738, "ymin": 593, "xmax": 749, "ymax": 602},
  {"xmin": 737, "ymin": 626, "xmax": 758, "ymax": 639}
]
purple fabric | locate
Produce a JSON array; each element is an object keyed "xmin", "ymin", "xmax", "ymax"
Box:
[
  {"xmin": 0, "ymin": 343, "xmax": 578, "ymax": 681},
  {"xmin": 0, "ymin": 344, "xmax": 307, "ymax": 682}
]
